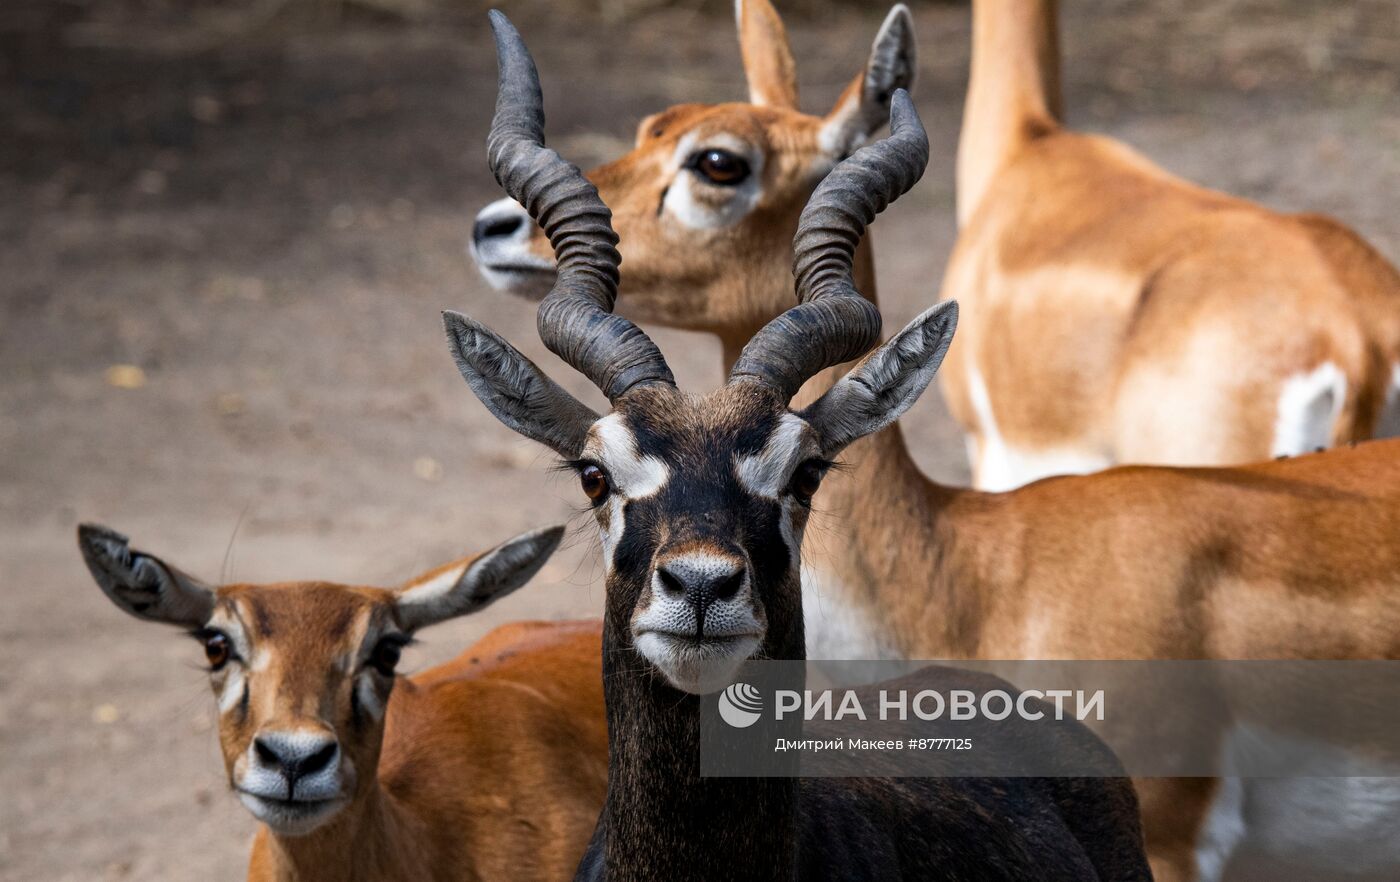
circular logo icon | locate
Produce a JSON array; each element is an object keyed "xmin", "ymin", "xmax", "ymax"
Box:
[{"xmin": 718, "ymin": 682, "xmax": 764, "ymax": 728}]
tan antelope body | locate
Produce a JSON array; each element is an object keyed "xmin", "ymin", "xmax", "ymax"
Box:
[
  {"xmin": 77, "ymin": 524, "xmax": 607, "ymax": 882},
  {"xmin": 944, "ymin": 0, "xmax": 1400, "ymax": 491},
  {"xmin": 469, "ymin": 2, "xmax": 1400, "ymax": 880}
]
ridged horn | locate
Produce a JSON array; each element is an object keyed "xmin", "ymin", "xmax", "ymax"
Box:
[
  {"xmin": 728, "ymin": 88, "xmax": 928, "ymax": 400},
  {"xmin": 486, "ymin": 10, "xmax": 675, "ymax": 401}
]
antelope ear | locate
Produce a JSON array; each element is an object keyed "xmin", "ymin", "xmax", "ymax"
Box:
[
  {"xmin": 394, "ymin": 526, "xmax": 566, "ymax": 631},
  {"xmin": 820, "ymin": 4, "xmax": 917, "ymax": 158},
  {"xmin": 736, "ymin": 0, "xmax": 799, "ymax": 108},
  {"xmin": 78, "ymin": 524, "xmax": 215, "ymax": 627},
  {"xmin": 444, "ymin": 311, "xmax": 600, "ymax": 458},
  {"xmin": 800, "ymin": 300, "xmax": 956, "ymax": 457}
]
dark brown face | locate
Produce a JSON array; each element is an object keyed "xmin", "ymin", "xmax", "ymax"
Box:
[
  {"xmin": 558, "ymin": 383, "xmax": 831, "ymax": 694},
  {"xmin": 447, "ymin": 303, "xmax": 958, "ymax": 693},
  {"xmin": 202, "ymin": 583, "xmax": 408, "ymax": 836}
]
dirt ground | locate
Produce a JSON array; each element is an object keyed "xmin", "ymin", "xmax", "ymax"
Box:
[{"xmin": 1, "ymin": 1, "xmax": 1397, "ymax": 878}]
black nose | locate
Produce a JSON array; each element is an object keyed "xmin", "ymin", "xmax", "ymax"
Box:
[
  {"xmin": 473, "ymin": 214, "xmax": 524, "ymax": 244},
  {"xmin": 253, "ymin": 732, "xmax": 339, "ymax": 790},
  {"xmin": 656, "ymin": 559, "xmax": 747, "ymax": 608}
]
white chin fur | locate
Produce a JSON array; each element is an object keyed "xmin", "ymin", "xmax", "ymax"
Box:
[
  {"xmin": 635, "ymin": 631, "xmax": 761, "ymax": 695},
  {"xmin": 473, "ymin": 261, "xmax": 556, "ymax": 299},
  {"xmin": 238, "ymin": 791, "xmax": 346, "ymax": 836}
]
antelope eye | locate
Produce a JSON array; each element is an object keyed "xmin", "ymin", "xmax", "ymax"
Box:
[
  {"xmin": 370, "ymin": 639, "xmax": 403, "ymax": 677},
  {"xmin": 690, "ymin": 149, "xmax": 751, "ymax": 187},
  {"xmin": 580, "ymin": 464, "xmax": 611, "ymax": 504},
  {"xmin": 203, "ymin": 632, "xmax": 231, "ymax": 670},
  {"xmin": 788, "ymin": 459, "xmax": 828, "ymax": 505}
]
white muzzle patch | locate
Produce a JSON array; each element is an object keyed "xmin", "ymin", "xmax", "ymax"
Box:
[
  {"xmin": 235, "ymin": 729, "xmax": 348, "ymax": 836},
  {"xmin": 469, "ymin": 196, "xmax": 555, "ymax": 297},
  {"xmin": 632, "ymin": 551, "xmax": 763, "ymax": 695}
]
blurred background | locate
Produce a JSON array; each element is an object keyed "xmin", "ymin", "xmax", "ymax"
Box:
[{"xmin": 1, "ymin": 0, "xmax": 1398, "ymax": 878}]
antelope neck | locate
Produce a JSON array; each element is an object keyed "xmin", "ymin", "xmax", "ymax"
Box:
[
  {"xmin": 598, "ymin": 614, "xmax": 803, "ymax": 880},
  {"xmin": 958, "ymin": 0, "xmax": 1062, "ymax": 224},
  {"xmin": 717, "ymin": 241, "xmax": 979, "ymax": 660},
  {"xmin": 256, "ymin": 781, "xmax": 427, "ymax": 882}
]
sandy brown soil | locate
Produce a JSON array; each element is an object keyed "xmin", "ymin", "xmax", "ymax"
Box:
[{"xmin": 1, "ymin": 1, "xmax": 1397, "ymax": 878}]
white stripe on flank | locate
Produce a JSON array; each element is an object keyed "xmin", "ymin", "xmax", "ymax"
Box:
[{"xmin": 966, "ymin": 366, "xmax": 1108, "ymax": 491}]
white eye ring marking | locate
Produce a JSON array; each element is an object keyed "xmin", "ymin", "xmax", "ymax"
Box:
[
  {"xmin": 355, "ymin": 670, "xmax": 388, "ymax": 721},
  {"xmin": 664, "ymin": 132, "xmax": 764, "ymax": 230},
  {"xmin": 217, "ymin": 667, "xmax": 246, "ymax": 713},
  {"xmin": 585, "ymin": 415, "xmax": 670, "ymax": 570},
  {"xmin": 735, "ymin": 414, "xmax": 821, "ymax": 569},
  {"xmin": 587, "ymin": 415, "xmax": 669, "ymax": 500},
  {"xmin": 734, "ymin": 414, "xmax": 817, "ymax": 500},
  {"xmin": 206, "ymin": 607, "xmax": 252, "ymax": 714}
]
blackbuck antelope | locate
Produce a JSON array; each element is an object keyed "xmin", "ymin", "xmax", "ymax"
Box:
[
  {"xmin": 77, "ymin": 523, "xmax": 608, "ymax": 882},
  {"xmin": 942, "ymin": 0, "xmax": 1400, "ymax": 490},
  {"xmin": 444, "ymin": 15, "xmax": 1153, "ymax": 881},
  {"xmin": 471, "ymin": 0, "xmax": 915, "ymax": 368}
]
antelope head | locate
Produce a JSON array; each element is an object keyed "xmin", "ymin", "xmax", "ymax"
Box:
[
  {"xmin": 448, "ymin": 14, "xmax": 953, "ymax": 693},
  {"xmin": 76, "ymin": 522, "xmax": 563, "ymax": 835},
  {"xmin": 470, "ymin": 0, "xmax": 917, "ymax": 339}
]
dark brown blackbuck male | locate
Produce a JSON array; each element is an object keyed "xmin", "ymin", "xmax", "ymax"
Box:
[
  {"xmin": 78, "ymin": 522, "xmax": 608, "ymax": 882},
  {"xmin": 443, "ymin": 14, "xmax": 1152, "ymax": 882}
]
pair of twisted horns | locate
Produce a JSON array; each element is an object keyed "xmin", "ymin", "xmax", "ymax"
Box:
[{"xmin": 484, "ymin": 10, "xmax": 929, "ymax": 403}]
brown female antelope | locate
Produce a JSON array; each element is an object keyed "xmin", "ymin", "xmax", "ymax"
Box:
[
  {"xmin": 77, "ymin": 522, "xmax": 607, "ymax": 882},
  {"xmin": 445, "ymin": 15, "xmax": 1153, "ymax": 881},
  {"xmin": 470, "ymin": 0, "xmax": 915, "ymax": 365},
  {"xmin": 942, "ymin": 0, "xmax": 1400, "ymax": 490}
]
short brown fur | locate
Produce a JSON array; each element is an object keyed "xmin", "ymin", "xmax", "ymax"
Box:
[
  {"xmin": 943, "ymin": 0, "xmax": 1400, "ymax": 486},
  {"xmin": 83, "ymin": 542, "xmax": 608, "ymax": 882},
  {"xmin": 234, "ymin": 599, "xmax": 607, "ymax": 882}
]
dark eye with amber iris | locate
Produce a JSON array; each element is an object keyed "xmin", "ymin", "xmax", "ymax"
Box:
[
  {"xmin": 371, "ymin": 639, "xmax": 403, "ymax": 677},
  {"xmin": 203, "ymin": 632, "xmax": 231, "ymax": 670},
  {"xmin": 788, "ymin": 459, "xmax": 828, "ymax": 506},
  {"xmin": 690, "ymin": 149, "xmax": 751, "ymax": 187},
  {"xmin": 580, "ymin": 464, "xmax": 611, "ymax": 505}
]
